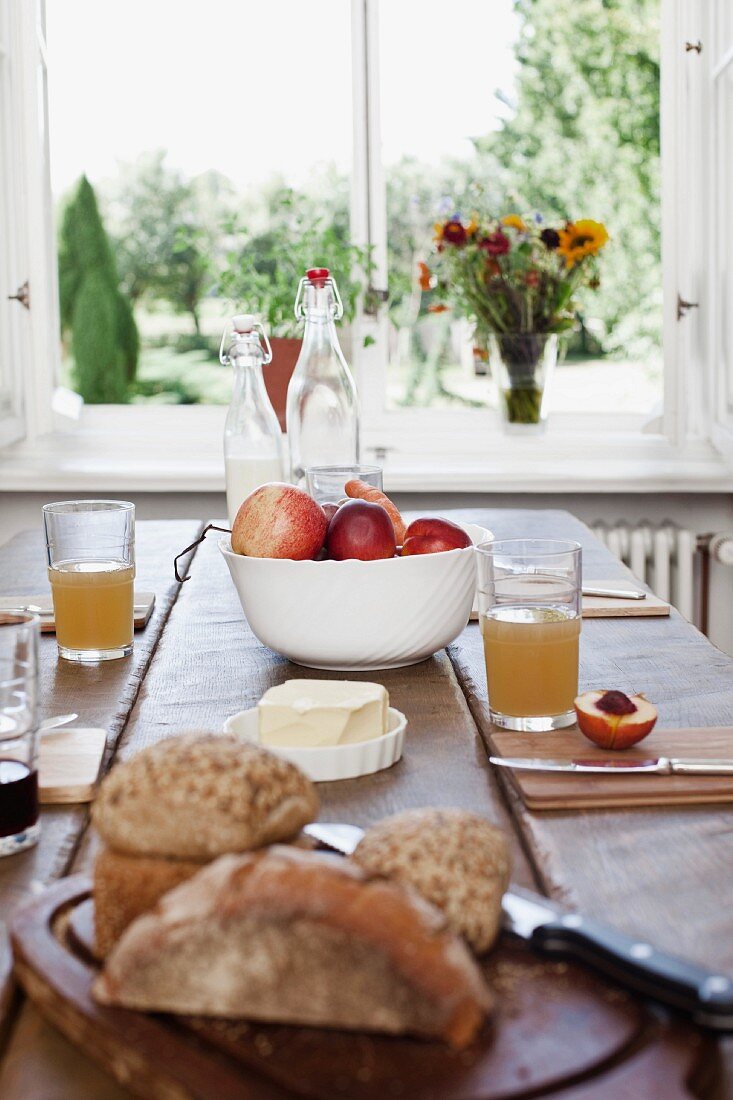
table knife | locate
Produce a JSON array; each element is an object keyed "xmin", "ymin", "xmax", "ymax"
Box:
[
  {"xmin": 303, "ymin": 821, "xmax": 733, "ymax": 1030},
  {"xmin": 582, "ymin": 585, "xmax": 647, "ymax": 600},
  {"xmin": 489, "ymin": 756, "xmax": 733, "ymax": 775}
]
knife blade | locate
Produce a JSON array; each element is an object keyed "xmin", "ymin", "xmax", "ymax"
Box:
[
  {"xmin": 303, "ymin": 821, "xmax": 733, "ymax": 1030},
  {"xmin": 582, "ymin": 586, "xmax": 647, "ymax": 600},
  {"xmin": 489, "ymin": 755, "xmax": 733, "ymax": 775}
]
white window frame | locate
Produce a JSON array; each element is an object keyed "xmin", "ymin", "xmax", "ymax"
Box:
[
  {"xmin": 2, "ymin": 0, "xmax": 732, "ymax": 489},
  {"xmin": 0, "ymin": 0, "xmax": 58, "ymax": 447}
]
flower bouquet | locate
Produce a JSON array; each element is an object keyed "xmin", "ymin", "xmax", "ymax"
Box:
[{"xmin": 427, "ymin": 214, "xmax": 609, "ymax": 428}]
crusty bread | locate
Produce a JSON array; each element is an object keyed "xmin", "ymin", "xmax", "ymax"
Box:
[
  {"xmin": 93, "ymin": 847, "xmax": 204, "ymax": 958},
  {"xmin": 92, "ymin": 733, "xmax": 318, "ymax": 860},
  {"xmin": 352, "ymin": 808, "xmax": 511, "ymax": 953},
  {"xmin": 93, "ymin": 847, "xmax": 492, "ymax": 1048}
]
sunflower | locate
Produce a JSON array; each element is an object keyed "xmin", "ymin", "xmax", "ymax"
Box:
[
  {"xmin": 501, "ymin": 214, "xmax": 526, "ymax": 232},
  {"xmin": 557, "ymin": 220, "xmax": 609, "ymax": 267}
]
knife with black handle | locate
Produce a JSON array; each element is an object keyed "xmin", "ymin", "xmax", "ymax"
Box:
[{"xmin": 304, "ymin": 822, "xmax": 733, "ymax": 1031}]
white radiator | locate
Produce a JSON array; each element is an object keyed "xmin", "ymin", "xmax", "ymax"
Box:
[{"xmin": 591, "ymin": 523, "xmax": 697, "ymax": 621}]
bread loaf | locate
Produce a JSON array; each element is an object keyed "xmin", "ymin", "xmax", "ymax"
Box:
[
  {"xmin": 94, "ymin": 846, "xmax": 492, "ymax": 1048},
  {"xmin": 93, "ymin": 847, "xmax": 204, "ymax": 958},
  {"xmin": 352, "ymin": 808, "xmax": 511, "ymax": 953},
  {"xmin": 92, "ymin": 733, "xmax": 318, "ymax": 860}
]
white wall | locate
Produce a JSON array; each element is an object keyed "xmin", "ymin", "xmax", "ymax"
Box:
[{"xmin": 2, "ymin": 489, "xmax": 732, "ymax": 654}]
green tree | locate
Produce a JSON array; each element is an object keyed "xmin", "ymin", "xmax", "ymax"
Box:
[
  {"xmin": 57, "ymin": 175, "xmax": 138, "ymax": 401},
  {"xmin": 101, "ymin": 152, "xmax": 229, "ymax": 333},
  {"xmin": 479, "ymin": 0, "xmax": 661, "ymax": 358}
]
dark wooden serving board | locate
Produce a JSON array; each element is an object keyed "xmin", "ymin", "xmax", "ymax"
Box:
[
  {"xmin": 490, "ymin": 726, "xmax": 733, "ymax": 810},
  {"xmin": 11, "ymin": 877, "xmax": 718, "ymax": 1100}
]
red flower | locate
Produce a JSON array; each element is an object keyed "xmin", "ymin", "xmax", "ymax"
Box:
[
  {"xmin": 485, "ymin": 258, "xmax": 501, "ymax": 277},
  {"xmin": 525, "ymin": 270, "xmax": 541, "ymax": 288},
  {"xmin": 478, "ymin": 230, "xmax": 510, "ymax": 256},
  {"xmin": 442, "ymin": 219, "xmax": 467, "ymax": 246},
  {"xmin": 428, "ymin": 303, "xmax": 449, "ymax": 313}
]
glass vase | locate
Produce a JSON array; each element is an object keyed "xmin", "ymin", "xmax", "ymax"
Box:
[{"xmin": 488, "ymin": 333, "xmax": 559, "ymax": 433}]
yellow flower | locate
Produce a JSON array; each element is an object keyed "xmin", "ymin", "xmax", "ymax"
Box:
[
  {"xmin": 558, "ymin": 220, "xmax": 609, "ymax": 267},
  {"xmin": 501, "ymin": 214, "xmax": 527, "ymax": 232},
  {"xmin": 433, "ymin": 222, "xmax": 444, "ymax": 242},
  {"xmin": 466, "ymin": 216, "xmax": 479, "ymax": 237}
]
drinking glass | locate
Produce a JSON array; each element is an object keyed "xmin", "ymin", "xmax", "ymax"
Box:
[
  {"xmin": 43, "ymin": 500, "xmax": 135, "ymax": 662},
  {"xmin": 0, "ymin": 611, "xmax": 40, "ymax": 856},
  {"xmin": 305, "ymin": 464, "xmax": 383, "ymax": 506},
  {"xmin": 477, "ymin": 539, "xmax": 582, "ymax": 731}
]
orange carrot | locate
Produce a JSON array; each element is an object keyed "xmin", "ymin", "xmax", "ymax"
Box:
[{"xmin": 345, "ymin": 479, "xmax": 406, "ymax": 544}]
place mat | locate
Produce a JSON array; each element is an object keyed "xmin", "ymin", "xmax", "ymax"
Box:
[
  {"xmin": 490, "ymin": 725, "xmax": 733, "ymax": 811},
  {"xmin": 0, "ymin": 592, "xmax": 155, "ymax": 633},
  {"xmin": 470, "ymin": 580, "xmax": 670, "ymax": 622},
  {"xmin": 39, "ymin": 728, "xmax": 107, "ymax": 804}
]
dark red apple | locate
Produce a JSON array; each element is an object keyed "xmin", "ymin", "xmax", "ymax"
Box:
[
  {"xmin": 326, "ymin": 500, "xmax": 397, "ymax": 561},
  {"xmin": 321, "ymin": 501, "xmax": 341, "ymax": 523},
  {"xmin": 404, "ymin": 517, "xmax": 471, "ymax": 552},
  {"xmin": 402, "ymin": 535, "xmax": 458, "ymax": 556}
]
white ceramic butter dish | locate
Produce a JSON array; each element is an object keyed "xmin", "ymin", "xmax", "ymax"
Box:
[{"xmin": 223, "ymin": 706, "xmax": 407, "ymax": 781}]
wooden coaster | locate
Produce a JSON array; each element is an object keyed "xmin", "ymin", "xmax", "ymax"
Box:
[
  {"xmin": 39, "ymin": 728, "xmax": 107, "ymax": 804},
  {"xmin": 0, "ymin": 592, "xmax": 156, "ymax": 633}
]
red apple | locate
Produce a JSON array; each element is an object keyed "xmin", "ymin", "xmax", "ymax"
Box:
[
  {"xmin": 574, "ymin": 689, "xmax": 658, "ymax": 749},
  {"xmin": 321, "ymin": 502, "xmax": 341, "ymax": 523},
  {"xmin": 402, "ymin": 535, "xmax": 459, "ymax": 556},
  {"xmin": 231, "ymin": 483, "xmax": 327, "ymax": 560},
  {"xmin": 326, "ymin": 500, "xmax": 397, "ymax": 561},
  {"xmin": 404, "ymin": 517, "xmax": 471, "ymax": 552}
]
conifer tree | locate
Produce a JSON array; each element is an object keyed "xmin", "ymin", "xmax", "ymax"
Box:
[{"xmin": 58, "ymin": 175, "xmax": 139, "ymax": 401}]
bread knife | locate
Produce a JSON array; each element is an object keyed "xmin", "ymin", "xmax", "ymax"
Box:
[{"xmin": 303, "ymin": 821, "xmax": 733, "ymax": 1030}]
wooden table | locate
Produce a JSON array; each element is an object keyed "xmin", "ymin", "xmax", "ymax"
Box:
[{"xmin": 0, "ymin": 510, "xmax": 731, "ymax": 1098}]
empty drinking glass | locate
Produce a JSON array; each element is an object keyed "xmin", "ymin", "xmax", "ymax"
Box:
[{"xmin": 305, "ymin": 464, "xmax": 383, "ymax": 507}]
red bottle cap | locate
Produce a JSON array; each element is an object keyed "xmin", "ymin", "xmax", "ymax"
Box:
[{"xmin": 306, "ymin": 267, "xmax": 330, "ymax": 287}]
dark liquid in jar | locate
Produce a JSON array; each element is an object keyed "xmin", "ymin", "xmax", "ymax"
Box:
[{"xmin": 0, "ymin": 760, "xmax": 39, "ymax": 837}]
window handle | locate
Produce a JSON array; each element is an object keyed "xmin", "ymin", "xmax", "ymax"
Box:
[
  {"xmin": 7, "ymin": 280, "xmax": 30, "ymax": 310},
  {"xmin": 685, "ymin": 40, "xmax": 703, "ymax": 54},
  {"xmin": 677, "ymin": 295, "xmax": 699, "ymax": 320}
]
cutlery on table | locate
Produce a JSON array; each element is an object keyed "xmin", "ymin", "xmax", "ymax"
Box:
[
  {"xmin": 303, "ymin": 821, "xmax": 733, "ymax": 1030},
  {"xmin": 489, "ymin": 756, "xmax": 733, "ymax": 775},
  {"xmin": 39, "ymin": 713, "xmax": 79, "ymax": 736},
  {"xmin": 582, "ymin": 586, "xmax": 647, "ymax": 600}
]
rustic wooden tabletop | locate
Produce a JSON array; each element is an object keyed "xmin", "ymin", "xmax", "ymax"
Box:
[{"xmin": 0, "ymin": 510, "xmax": 731, "ymax": 1098}]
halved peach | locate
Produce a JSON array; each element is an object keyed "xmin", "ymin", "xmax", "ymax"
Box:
[{"xmin": 574, "ymin": 690, "xmax": 658, "ymax": 750}]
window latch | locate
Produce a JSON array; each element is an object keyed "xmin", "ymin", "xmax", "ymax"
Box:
[
  {"xmin": 363, "ymin": 285, "xmax": 389, "ymax": 317},
  {"xmin": 677, "ymin": 295, "xmax": 699, "ymax": 320},
  {"xmin": 7, "ymin": 280, "xmax": 30, "ymax": 310},
  {"xmin": 685, "ymin": 40, "xmax": 703, "ymax": 54}
]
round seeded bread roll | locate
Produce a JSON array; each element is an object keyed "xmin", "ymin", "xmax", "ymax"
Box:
[
  {"xmin": 92, "ymin": 733, "xmax": 318, "ymax": 860},
  {"xmin": 352, "ymin": 808, "xmax": 511, "ymax": 954}
]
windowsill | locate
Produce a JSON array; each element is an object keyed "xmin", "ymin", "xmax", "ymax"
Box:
[{"xmin": 1, "ymin": 405, "xmax": 732, "ymax": 494}]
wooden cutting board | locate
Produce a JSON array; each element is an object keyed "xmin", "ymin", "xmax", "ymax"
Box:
[
  {"xmin": 39, "ymin": 729, "xmax": 107, "ymax": 804},
  {"xmin": 471, "ymin": 580, "xmax": 670, "ymax": 621},
  {"xmin": 490, "ymin": 725, "xmax": 733, "ymax": 810},
  {"xmin": 0, "ymin": 592, "xmax": 155, "ymax": 633},
  {"xmin": 10, "ymin": 877, "xmax": 719, "ymax": 1100}
]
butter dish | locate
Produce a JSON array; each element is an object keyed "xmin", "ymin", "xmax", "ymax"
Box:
[{"xmin": 223, "ymin": 706, "xmax": 407, "ymax": 781}]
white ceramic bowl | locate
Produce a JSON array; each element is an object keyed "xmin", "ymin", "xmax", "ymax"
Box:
[
  {"xmin": 223, "ymin": 706, "xmax": 407, "ymax": 781},
  {"xmin": 220, "ymin": 522, "xmax": 491, "ymax": 671}
]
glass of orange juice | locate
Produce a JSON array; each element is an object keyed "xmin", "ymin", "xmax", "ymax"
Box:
[
  {"xmin": 43, "ymin": 501, "xmax": 135, "ymax": 662},
  {"xmin": 477, "ymin": 539, "xmax": 582, "ymax": 731}
]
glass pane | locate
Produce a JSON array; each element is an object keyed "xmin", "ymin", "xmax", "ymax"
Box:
[
  {"xmin": 714, "ymin": 0, "xmax": 733, "ymax": 418},
  {"xmin": 379, "ymin": 0, "xmax": 663, "ymax": 417},
  {"xmin": 0, "ymin": 11, "xmax": 25, "ymax": 445},
  {"xmin": 46, "ymin": 0, "xmax": 352, "ymax": 407}
]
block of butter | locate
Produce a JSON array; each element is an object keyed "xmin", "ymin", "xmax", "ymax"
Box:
[{"xmin": 258, "ymin": 680, "xmax": 389, "ymax": 748}]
